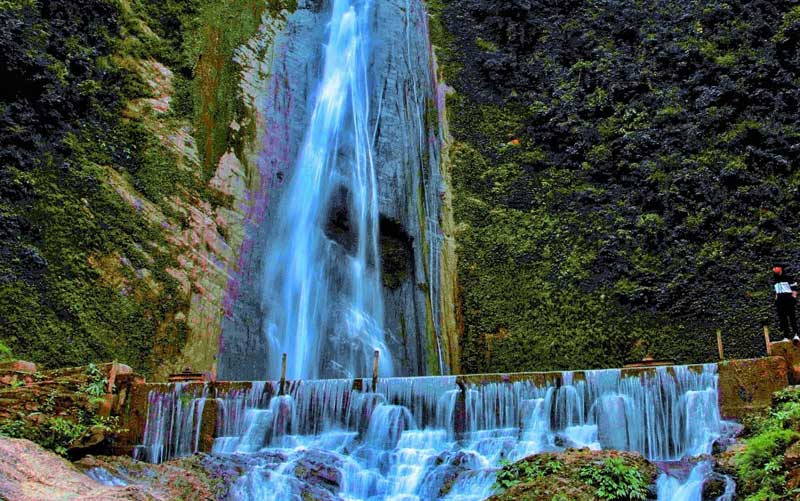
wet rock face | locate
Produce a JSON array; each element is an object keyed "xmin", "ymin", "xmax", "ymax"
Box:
[
  {"xmin": 217, "ymin": 3, "xmax": 327, "ymax": 381},
  {"xmin": 367, "ymin": 0, "xmax": 446, "ymax": 376},
  {"xmin": 379, "ymin": 216, "xmax": 414, "ymax": 290},
  {"xmin": 292, "ymin": 449, "xmax": 344, "ymax": 493}
]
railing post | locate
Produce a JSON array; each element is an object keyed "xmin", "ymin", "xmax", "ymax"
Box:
[
  {"xmin": 764, "ymin": 325, "xmax": 772, "ymax": 356},
  {"xmin": 372, "ymin": 350, "xmax": 379, "ymax": 389},
  {"xmin": 279, "ymin": 353, "xmax": 287, "ymax": 396},
  {"xmin": 716, "ymin": 329, "xmax": 724, "ymax": 360}
]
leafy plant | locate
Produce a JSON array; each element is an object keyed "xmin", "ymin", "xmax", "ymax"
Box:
[
  {"xmin": 735, "ymin": 428, "xmax": 799, "ymax": 497},
  {"xmin": 41, "ymin": 390, "xmax": 58, "ymax": 414},
  {"xmin": 578, "ymin": 458, "xmax": 649, "ymax": 500},
  {"xmin": 81, "ymin": 363, "xmax": 109, "ymax": 397},
  {"xmin": 41, "ymin": 417, "xmax": 88, "ymax": 457},
  {"xmin": 0, "ymin": 419, "xmax": 28, "ymax": 439},
  {"xmin": 494, "ymin": 457, "xmax": 564, "ymax": 490},
  {"xmin": 0, "ymin": 415, "xmax": 87, "ymax": 457}
]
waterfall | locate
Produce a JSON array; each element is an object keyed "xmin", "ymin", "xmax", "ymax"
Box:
[
  {"xmin": 258, "ymin": 0, "xmax": 392, "ymax": 380},
  {"xmin": 136, "ymin": 364, "xmax": 737, "ymax": 499}
]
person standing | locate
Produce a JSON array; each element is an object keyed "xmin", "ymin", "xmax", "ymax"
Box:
[{"xmin": 773, "ymin": 265, "xmax": 799, "ymax": 340}]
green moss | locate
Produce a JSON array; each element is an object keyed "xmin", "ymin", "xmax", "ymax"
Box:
[
  {"xmin": 190, "ymin": 0, "xmax": 292, "ymax": 176},
  {"xmin": 490, "ymin": 452, "xmax": 655, "ymax": 501},
  {"xmin": 475, "ymin": 37, "xmax": 498, "ymax": 52},
  {"xmin": 425, "ymin": 0, "xmax": 462, "ymax": 82}
]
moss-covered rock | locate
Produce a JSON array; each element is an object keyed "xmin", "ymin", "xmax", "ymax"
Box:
[
  {"xmin": 726, "ymin": 386, "xmax": 800, "ymax": 499},
  {"xmin": 488, "ymin": 449, "xmax": 656, "ymax": 501}
]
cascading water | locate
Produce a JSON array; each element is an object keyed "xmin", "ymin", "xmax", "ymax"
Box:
[
  {"xmin": 134, "ymin": 364, "xmax": 739, "ymax": 500},
  {"xmin": 259, "ymin": 0, "xmax": 391, "ymax": 380}
]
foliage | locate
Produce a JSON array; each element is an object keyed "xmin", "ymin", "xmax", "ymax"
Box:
[
  {"xmin": 81, "ymin": 363, "xmax": 109, "ymax": 397},
  {"xmin": 0, "ymin": 414, "xmax": 84, "ymax": 457},
  {"xmin": 431, "ymin": 0, "xmax": 800, "ymax": 372},
  {"xmin": 0, "ymin": 0, "xmax": 288, "ymax": 373},
  {"xmin": 578, "ymin": 458, "xmax": 649, "ymax": 500},
  {"xmin": 490, "ymin": 452, "xmax": 654, "ymax": 501},
  {"xmin": 494, "ymin": 457, "xmax": 563, "ymax": 490},
  {"xmin": 734, "ymin": 388, "xmax": 800, "ymax": 499},
  {"xmin": 0, "ymin": 341, "xmax": 12, "ymax": 361}
]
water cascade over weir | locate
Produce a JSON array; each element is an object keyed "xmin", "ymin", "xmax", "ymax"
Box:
[{"xmin": 134, "ymin": 364, "xmax": 738, "ymax": 499}]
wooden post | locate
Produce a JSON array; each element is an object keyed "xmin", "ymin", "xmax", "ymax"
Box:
[
  {"xmin": 716, "ymin": 329, "xmax": 724, "ymax": 360},
  {"xmin": 372, "ymin": 350, "xmax": 380, "ymax": 389},
  {"xmin": 279, "ymin": 353, "xmax": 287, "ymax": 396},
  {"xmin": 764, "ymin": 326, "xmax": 772, "ymax": 356}
]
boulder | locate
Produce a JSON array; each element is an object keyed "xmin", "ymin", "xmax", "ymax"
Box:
[{"xmin": 0, "ymin": 437, "xmax": 147, "ymax": 500}]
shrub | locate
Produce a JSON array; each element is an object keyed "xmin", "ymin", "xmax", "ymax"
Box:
[
  {"xmin": 578, "ymin": 458, "xmax": 649, "ymax": 501},
  {"xmin": 733, "ymin": 388, "xmax": 800, "ymax": 499}
]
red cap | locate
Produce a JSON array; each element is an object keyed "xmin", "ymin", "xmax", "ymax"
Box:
[{"xmin": 773, "ymin": 266, "xmax": 783, "ymax": 274}]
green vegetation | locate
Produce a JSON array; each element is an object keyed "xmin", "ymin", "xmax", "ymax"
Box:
[
  {"xmin": 81, "ymin": 363, "xmax": 110, "ymax": 398},
  {"xmin": 578, "ymin": 458, "xmax": 649, "ymax": 500},
  {"xmin": 0, "ymin": 365, "xmax": 123, "ymax": 456},
  {"xmin": 489, "ymin": 452, "xmax": 654, "ymax": 501},
  {"xmin": 0, "ymin": 414, "xmax": 120, "ymax": 457},
  {"xmin": 189, "ymin": 0, "xmax": 293, "ymax": 176},
  {"xmin": 431, "ymin": 0, "xmax": 800, "ymax": 372},
  {"xmin": 0, "ymin": 341, "xmax": 12, "ymax": 361},
  {"xmin": 733, "ymin": 387, "xmax": 800, "ymax": 500},
  {"xmin": 495, "ymin": 457, "xmax": 564, "ymax": 490}
]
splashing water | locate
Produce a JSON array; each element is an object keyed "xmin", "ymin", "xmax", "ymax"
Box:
[
  {"xmin": 259, "ymin": 0, "xmax": 392, "ymax": 380},
  {"xmin": 656, "ymin": 461, "xmax": 736, "ymax": 501},
  {"xmin": 136, "ymin": 364, "xmax": 738, "ymax": 500}
]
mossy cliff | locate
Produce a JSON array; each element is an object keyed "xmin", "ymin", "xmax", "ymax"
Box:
[
  {"xmin": 2, "ymin": 0, "xmax": 799, "ymax": 376},
  {"xmin": 429, "ymin": 0, "xmax": 800, "ymax": 373},
  {"xmin": 0, "ymin": 0, "xmax": 295, "ymax": 376}
]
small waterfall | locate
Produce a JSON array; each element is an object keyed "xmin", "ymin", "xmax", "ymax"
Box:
[
  {"xmin": 133, "ymin": 383, "xmax": 209, "ymax": 463},
  {"xmin": 136, "ymin": 364, "xmax": 737, "ymax": 499},
  {"xmin": 259, "ymin": 0, "xmax": 392, "ymax": 380},
  {"xmin": 656, "ymin": 461, "xmax": 736, "ymax": 501}
]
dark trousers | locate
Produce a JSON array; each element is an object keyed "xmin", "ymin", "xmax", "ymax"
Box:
[{"xmin": 777, "ymin": 293, "xmax": 799, "ymax": 337}]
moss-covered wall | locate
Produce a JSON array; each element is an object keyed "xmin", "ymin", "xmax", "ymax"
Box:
[
  {"xmin": 0, "ymin": 0, "xmax": 292, "ymax": 376},
  {"xmin": 429, "ymin": 0, "xmax": 800, "ymax": 373}
]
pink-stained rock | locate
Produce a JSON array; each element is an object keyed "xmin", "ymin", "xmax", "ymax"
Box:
[
  {"xmin": 0, "ymin": 438, "xmax": 146, "ymax": 500},
  {"xmin": 0, "ymin": 438, "xmax": 221, "ymax": 500}
]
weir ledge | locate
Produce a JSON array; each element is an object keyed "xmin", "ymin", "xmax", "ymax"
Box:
[{"xmin": 112, "ymin": 355, "xmax": 794, "ymax": 456}]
